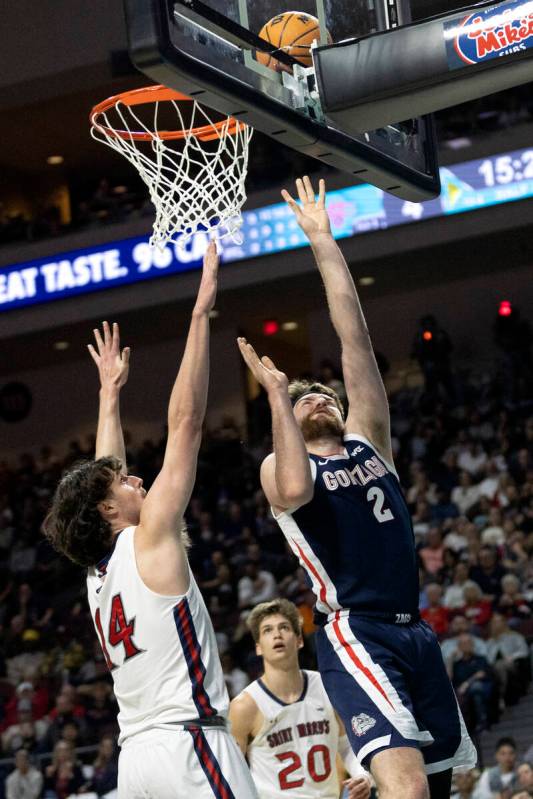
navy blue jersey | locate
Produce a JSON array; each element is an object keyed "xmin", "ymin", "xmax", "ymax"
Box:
[{"xmin": 275, "ymin": 434, "xmax": 419, "ymax": 624}]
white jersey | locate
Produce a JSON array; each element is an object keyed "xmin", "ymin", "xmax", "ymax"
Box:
[
  {"xmin": 242, "ymin": 670, "xmax": 342, "ymax": 799},
  {"xmin": 87, "ymin": 526, "xmax": 228, "ymax": 745}
]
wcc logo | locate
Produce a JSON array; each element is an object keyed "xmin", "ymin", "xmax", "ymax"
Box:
[{"xmin": 452, "ymin": 0, "xmax": 533, "ymax": 65}]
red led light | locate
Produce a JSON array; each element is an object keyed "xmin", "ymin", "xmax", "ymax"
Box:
[
  {"xmin": 422, "ymin": 330, "xmax": 433, "ymax": 341},
  {"xmin": 498, "ymin": 300, "xmax": 512, "ymax": 317},
  {"xmin": 263, "ymin": 319, "xmax": 279, "ymax": 336}
]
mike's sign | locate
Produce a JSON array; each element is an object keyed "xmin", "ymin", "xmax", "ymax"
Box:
[{"xmin": 445, "ymin": 0, "xmax": 533, "ymax": 68}]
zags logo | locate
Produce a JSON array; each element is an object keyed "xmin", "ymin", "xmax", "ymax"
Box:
[{"xmin": 453, "ymin": 2, "xmax": 533, "ymax": 65}]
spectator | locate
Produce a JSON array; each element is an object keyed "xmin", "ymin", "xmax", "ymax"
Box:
[
  {"xmin": 475, "ymin": 737, "xmax": 519, "ymax": 799},
  {"xmin": 458, "ymin": 441, "xmax": 488, "ymax": 477},
  {"xmin": 451, "ymin": 633, "xmax": 495, "ymax": 732},
  {"xmin": 497, "ymin": 574, "xmax": 532, "ymax": 620},
  {"xmin": 432, "ymin": 489, "xmax": 460, "ymax": 521},
  {"xmin": 43, "ymin": 740, "xmax": 84, "ymax": 799},
  {"xmin": 478, "ymin": 459, "xmax": 504, "ymax": 502},
  {"xmin": 480, "ymin": 508, "xmax": 506, "ymax": 547},
  {"xmin": 85, "ymin": 734, "xmax": 119, "ymax": 797},
  {"xmin": 501, "ymin": 531, "xmax": 529, "ymax": 576},
  {"xmin": 5, "ymin": 749, "xmax": 43, "ymax": 799},
  {"xmin": 421, "ymin": 583, "xmax": 450, "ymax": 638},
  {"xmin": 407, "ymin": 472, "xmax": 438, "ymax": 506},
  {"xmin": 443, "ymin": 518, "xmax": 470, "ymax": 554},
  {"xmin": 441, "ymin": 616, "xmax": 488, "ymax": 665},
  {"xmin": 42, "ymin": 689, "xmax": 87, "ymax": 750},
  {"xmin": 486, "ymin": 613, "xmax": 530, "ymax": 704},
  {"xmin": 450, "ymin": 769, "xmax": 481, "ymax": 799},
  {"xmin": 238, "ymin": 561, "xmax": 277, "ymax": 610},
  {"xmin": 6, "ymin": 629, "xmax": 45, "ymax": 684},
  {"xmin": 470, "ymin": 546, "xmax": 506, "ymax": 599},
  {"xmin": 452, "ymin": 472, "xmax": 481, "ymax": 516},
  {"xmin": 419, "ymin": 528, "xmax": 445, "ymax": 575},
  {"xmin": 79, "ymin": 680, "xmax": 116, "ymax": 741},
  {"xmin": 434, "ymin": 450, "xmax": 460, "ymax": 494},
  {"xmin": 515, "ymin": 762, "xmax": 533, "ymax": 795},
  {"xmin": 3, "ymin": 679, "xmax": 48, "ymax": 729},
  {"xmin": 459, "ymin": 581, "xmax": 493, "ymax": 630},
  {"xmin": 443, "ymin": 562, "xmax": 474, "ymax": 609},
  {"xmin": 2, "ymin": 699, "xmax": 49, "ymax": 755},
  {"xmin": 412, "ymin": 499, "xmax": 432, "ymax": 537}
]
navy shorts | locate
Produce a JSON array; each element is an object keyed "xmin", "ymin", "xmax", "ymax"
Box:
[{"xmin": 315, "ymin": 612, "xmax": 477, "ymax": 773}]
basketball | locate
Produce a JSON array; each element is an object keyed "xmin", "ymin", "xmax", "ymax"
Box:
[{"xmin": 257, "ymin": 11, "xmax": 332, "ymax": 70}]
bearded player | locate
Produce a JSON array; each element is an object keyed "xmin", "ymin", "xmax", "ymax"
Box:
[
  {"xmin": 229, "ymin": 599, "xmax": 371, "ymax": 799},
  {"xmin": 45, "ymin": 243, "xmax": 257, "ymax": 799},
  {"xmin": 236, "ymin": 178, "xmax": 476, "ymax": 799}
]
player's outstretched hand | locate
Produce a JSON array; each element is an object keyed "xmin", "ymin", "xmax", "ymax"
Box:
[
  {"xmin": 237, "ymin": 338, "xmax": 289, "ymax": 397},
  {"xmin": 343, "ymin": 775, "xmax": 372, "ymax": 799},
  {"xmin": 194, "ymin": 240, "xmax": 219, "ymax": 316},
  {"xmin": 88, "ymin": 321, "xmax": 130, "ymax": 391},
  {"xmin": 281, "ymin": 176, "xmax": 331, "ymax": 240}
]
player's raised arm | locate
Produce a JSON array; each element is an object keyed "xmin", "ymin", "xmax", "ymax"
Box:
[
  {"xmin": 282, "ymin": 176, "xmax": 392, "ymax": 464},
  {"xmin": 237, "ymin": 339, "xmax": 313, "ymax": 512},
  {"xmin": 137, "ymin": 242, "xmax": 218, "ymax": 548},
  {"xmin": 88, "ymin": 321, "xmax": 130, "ymax": 467}
]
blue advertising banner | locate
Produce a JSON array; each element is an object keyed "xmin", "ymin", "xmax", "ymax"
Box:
[{"xmin": 1, "ymin": 146, "xmax": 533, "ymax": 313}]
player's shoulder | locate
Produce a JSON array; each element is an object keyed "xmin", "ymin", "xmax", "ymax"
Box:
[
  {"xmin": 260, "ymin": 451, "xmax": 276, "ymax": 470},
  {"xmin": 302, "ymin": 669, "xmax": 326, "ymax": 691},
  {"xmin": 303, "ymin": 670, "xmax": 334, "ymax": 704},
  {"xmin": 230, "ymin": 686, "xmax": 262, "ymax": 724}
]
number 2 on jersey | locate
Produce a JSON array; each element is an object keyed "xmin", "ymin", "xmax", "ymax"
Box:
[
  {"xmin": 366, "ymin": 486, "xmax": 394, "ymax": 522},
  {"xmin": 276, "ymin": 745, "xmax": 331, "ymax": 790},
  {"xmin": 95, "ymin": 594, "xmax": 142, "ymax": 670}
]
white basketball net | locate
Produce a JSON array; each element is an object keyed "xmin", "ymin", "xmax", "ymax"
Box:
[{"xmin": 90, "ymin": 93, "xmax": 253, "ymax": 248}]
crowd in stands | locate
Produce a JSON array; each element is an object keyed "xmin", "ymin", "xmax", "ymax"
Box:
[{"xmin": 0, "ymin": 347, "xmax": 532, "ymax": 796}]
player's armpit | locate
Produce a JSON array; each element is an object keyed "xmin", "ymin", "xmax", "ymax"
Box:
[
  {"xmin": 134, "ymin": 533, "xmax": 190, "ymax": 596},
  {"xmin": 260, "ymin": 452, "xmax": 314, "ymax": 513},
  {"xmin": 228, "ymin": 692, "xmax": 259, "ymax": 757}
]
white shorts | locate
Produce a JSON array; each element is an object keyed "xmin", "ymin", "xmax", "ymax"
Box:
[{"xmin": 119, "ymin": 726, "xmax": 258, "ymax": 799}]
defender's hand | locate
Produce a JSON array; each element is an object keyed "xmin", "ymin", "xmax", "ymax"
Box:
[
  {"xmin": 194, "ymin": 240, "xmax": 219, "ymax": 316},
  {"xmin": 343, "ymin": 775, "xmax": 372, "ymax": 799},
  {"xmin": 88, "ymin": 321, "xmax": 130, "ymax": 390},
  {"xmin": 237, "ymin": 338, "xmax": 289, "ymax": 396},
  {"xmin": 281, "ymin": 176, "xmax": 331, "ymax": 239}
]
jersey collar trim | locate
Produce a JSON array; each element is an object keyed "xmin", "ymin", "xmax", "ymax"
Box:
[
  {"xmin": 95, "ymin": 530, "xmax": 123, "ymax": 574},
  {"xmin": 257, "ymin": 671, "xmax": 308, "ymax": 707}
]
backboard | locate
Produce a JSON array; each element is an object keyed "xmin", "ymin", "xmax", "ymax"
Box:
[{"xmin": 123, "ymin": 0, "xmax": 441, "ymax": 201}]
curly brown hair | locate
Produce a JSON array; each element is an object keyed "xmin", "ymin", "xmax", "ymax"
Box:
[
  {"xmin": 288, "ymin": 380, "xmax": 344, "ymax": 418},
  {"xmin": 246, "ymin": 599, "xmax": 303, "ymax": 643},
  {"xmin": 43, "ymin": 457, "xmax": 122, "ymax": 567}
]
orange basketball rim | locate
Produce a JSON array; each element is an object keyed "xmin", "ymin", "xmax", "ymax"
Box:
[{"xmin": 90, "ymin": 85, "xmax": 246, "ymax": 142}]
